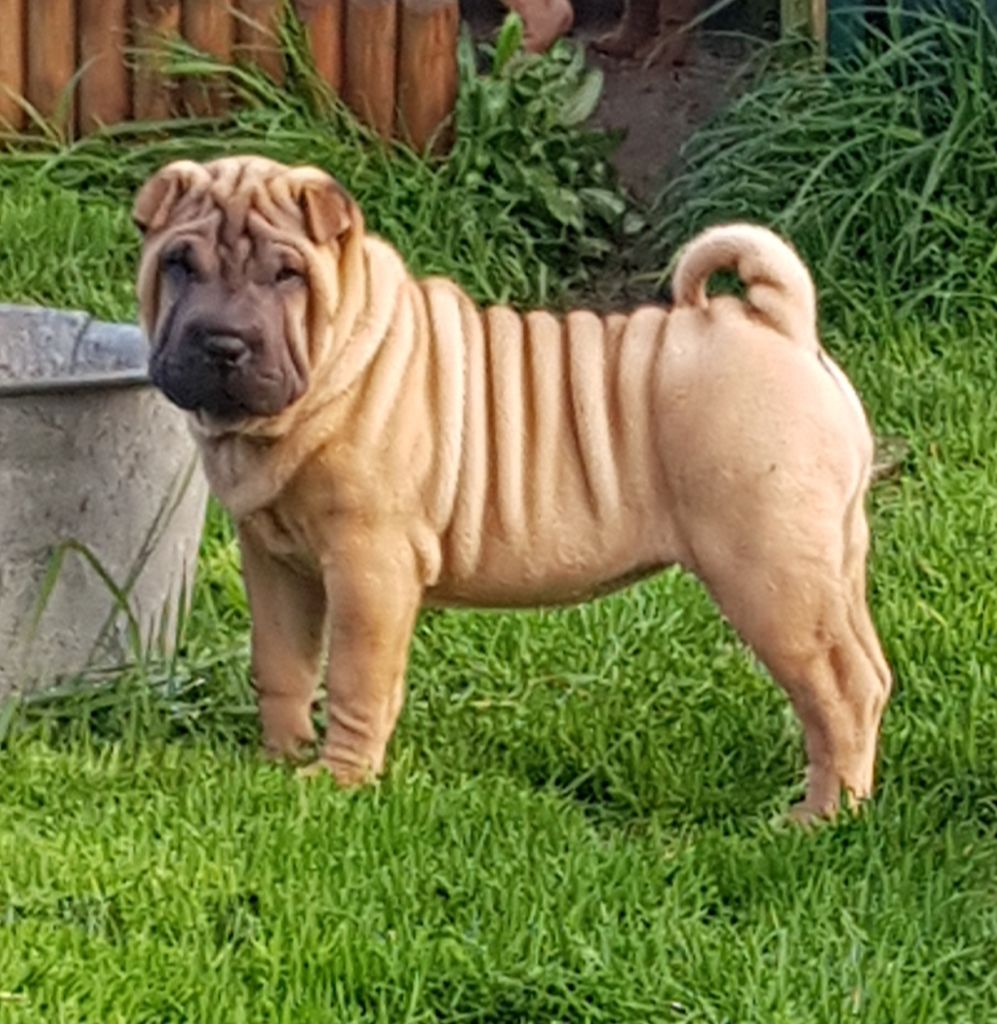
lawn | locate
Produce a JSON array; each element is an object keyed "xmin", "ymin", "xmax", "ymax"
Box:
[{"xmin": 1, "ymin": 11, "xmax": 996, "ymax": 1023}]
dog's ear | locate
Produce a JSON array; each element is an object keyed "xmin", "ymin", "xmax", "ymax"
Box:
[
  {"xmin": 132, "ymin": 160, "xmax": 211, "ymax": 235},
  {"xmin": 296, "ymin": 174, "xmax": 359, "ymax": 245}
]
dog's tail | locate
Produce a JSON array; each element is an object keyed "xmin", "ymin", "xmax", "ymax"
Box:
[{"xmin": 672, "ymin": 223, "xmax": 818, "ymax": 348}]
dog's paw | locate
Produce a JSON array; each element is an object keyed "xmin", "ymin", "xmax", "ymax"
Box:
[
  {"xmin": 261, "ymin": 738, "xmax": 317, "ymax": 766},
  {"xmin": 295, "ymin": 751, "xmax": 378, "ymax": 788},
  {"xmin": 782, "ymin": 789, "xmax": 867, "ymax": 828},
  {"xmin": 259, "ymin": 696, "xmax": 318, "ymax": 763},
  {"xmin": 785, "ymin": 800, "xmax": 834, "ymax": 829},
  {"xmin": 260, "ymin": 726, "xmax": 318, "ymax": 765}
]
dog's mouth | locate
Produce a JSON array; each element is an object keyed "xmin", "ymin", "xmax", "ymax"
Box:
[
  {"xmin": 149, "ymin": 351, "xmax": 250, "ymax": 419},
  {"xmin": 149, "ymin": 336, "xmax": 303, "ymax": 422}
]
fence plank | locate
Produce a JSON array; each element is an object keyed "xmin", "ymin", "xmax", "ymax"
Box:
[
  {"xmin": 182, "ymin": 0, "xmax": 234, "ymax": 114},
  {"xmin": 781, "ymin": 0, "xmax": 828, "ymax": 60},
  {"xmin": 810, "ymin": 0, "xmax": 828, "ymax": 57},
  {"xmin": 27, "ymin": 0, "xmax": 76, "ymax": 129},
  {"xmin": 5, "ymin": 0, "xmax": 461, "ymax": 144},
  {"xmin": 294, "ymin": 0, "xmax": 344, "ymax": 92},
  {"xmin": 344, "ymin": 0, "xmax": 397, "ymax": 138},
  {"xmin": 0, "ymin": 0, "xmax": 26, "ymax": 130},
  {"xmin": 132, "ymin": 0, "xmax": 182, "ymax": 120},
  {"xmin": 397, "ymin": 0, "xmax": 458, "ymax": 152},
  {"xmin": 79, "ymin": 0, "xmax": 130, "ymax": 133},
  {"xmin": 235, "ymin": 0, "xmax": 285, "ymax": 83}
]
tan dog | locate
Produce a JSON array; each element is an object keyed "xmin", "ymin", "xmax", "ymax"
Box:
[
  {"xmin": 133, "ymin": 156, "xmax": 891, "ymax": 820},
  {"xmin": 594, "ymin": 0, "xmax": 702, "ymax": 62}
]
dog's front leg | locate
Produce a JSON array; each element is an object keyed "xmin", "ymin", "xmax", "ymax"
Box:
[
  {"xmin": 240, "ymin": 524, "xmax": 327, "ymax": 761},
  {"xmin": 317, "ymin": 525, "xmax": 423, "ymax": 787}
]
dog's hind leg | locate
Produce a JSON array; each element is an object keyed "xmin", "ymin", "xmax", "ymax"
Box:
[{"xmin": 687, "ymin": 496, "xmax": 891, "ymax": 820}]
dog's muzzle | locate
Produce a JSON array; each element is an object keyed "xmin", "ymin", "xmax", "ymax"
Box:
[{"xmin": 150, "ymin": 321, "xmax": 300, "ymax": 420}]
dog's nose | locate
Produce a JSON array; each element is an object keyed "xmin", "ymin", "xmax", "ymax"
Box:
[{"xmin": 201, "ymin": 332, "xmax": 250, "ymax": 366}]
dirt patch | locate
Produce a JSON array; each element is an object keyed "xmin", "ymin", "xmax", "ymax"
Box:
[{"xmin": 588, "ymin": 42, "xmax": 758, "ymax": 200}]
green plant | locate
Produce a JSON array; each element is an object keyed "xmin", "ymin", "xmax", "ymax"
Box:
[{"xmin": 451, "ymin": 17, "xmax": 628, "ymax": 269}]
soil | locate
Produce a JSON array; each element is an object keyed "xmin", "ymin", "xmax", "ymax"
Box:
[
  {"xmin": 463, "ymin": 0, "xmax": 778, "ymax": 200},
  {"xmin": 588, "ymin": 39, "xmax": 759, "ymax": 200}
]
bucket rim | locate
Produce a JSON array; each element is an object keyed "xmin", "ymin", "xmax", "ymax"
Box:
[{"xmin": 0, "ymin": 368, "xmax": 151, "ymax": 398}]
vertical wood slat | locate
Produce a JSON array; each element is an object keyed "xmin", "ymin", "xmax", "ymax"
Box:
[
  {"xmin": 396, "ymin": 0, "xmax": 457, "ymax": 152},
  {"xmin": 235, "ymin": 0, "xmax": 285, "ymax": 83},
  {"xmin": 182, "ymin": 0, "xmax": 233, "ymax": 114},
  {"xmin": 79, "ymin": 0, "xmax": 130, "ymax": 133},
  {"xmin": 810, "ymin": 0, "xmax": 828, "ymax": 58},
  {"xmin": 1, "ymin": 0, "xmax": 463, "ymax": 145},
  {"xmin": 294, "ymin": 0, "xmax": 344, "ymax": 92},
  {"xmin": 132, "ymin": 0, "xmax": 182, "ymax": 120},
  {"xmin": 0, "ymin": 0, "xmax": 26, "ymax": 130},
  {"xmin": 27, "ymin": 0, "xmax": 76, "ymax": 129},
  {"xmin": 781, "ymin": 0, "xmax": 828, "ymax": 60},
  {"xmin": 344, "ymin": 0, "xmax": 397, "ymax": 139}
]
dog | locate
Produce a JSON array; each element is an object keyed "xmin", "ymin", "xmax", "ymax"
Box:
[
  {"xmin": 594, "ymin": 0, "xmax": 703, "ymax": 62},
  {"xmin": 133, "ymin": 156, "xmax": 891, "ymax": 821},
  {"xmin": 502, "ymin": 0, "xmax": 575, "ymax": 53},
  {"xmin": 501, "ymin": 0, "xmax": 701, "ymax": 59}
]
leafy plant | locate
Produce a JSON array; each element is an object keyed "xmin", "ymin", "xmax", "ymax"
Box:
[{"xmin": 451, "ymin": 17, "xmax": 625, "ymax": 260}]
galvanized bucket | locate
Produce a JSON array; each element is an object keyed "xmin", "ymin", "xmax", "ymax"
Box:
[{"xmin": 0, "ymin": 304, "xmax": 208, "ymax": 697}]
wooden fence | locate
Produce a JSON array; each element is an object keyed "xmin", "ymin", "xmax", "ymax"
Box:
[{"xmin": 0, "ymin": 0, "xmax": 460, "ymax": 150}]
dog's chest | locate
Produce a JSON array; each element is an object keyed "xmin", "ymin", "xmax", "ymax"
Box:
[{"xmin": 243, "ymin": 505, "xmax": 315, "ymax": 569}]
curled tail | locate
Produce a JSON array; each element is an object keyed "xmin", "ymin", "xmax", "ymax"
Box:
[{"xmin": 672, "ymin": 223, "xmax": 818, "ymax": 347}]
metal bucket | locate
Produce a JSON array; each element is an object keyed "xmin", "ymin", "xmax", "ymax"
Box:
[{"xmin": 0, "ymin": 304, "xmax": 208, "ymax": 698}]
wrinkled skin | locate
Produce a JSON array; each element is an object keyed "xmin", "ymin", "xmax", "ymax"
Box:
[
  {"xmin": 149, "ymin": 238, "xmax": 307, "ymax": 420},
  {"xmin": 134, "ymin": 157, "xmax": 892, "ymax": 824},
  {"xmin": 135, "ymin": 157, "xmax": 351, "ymax": 429}
]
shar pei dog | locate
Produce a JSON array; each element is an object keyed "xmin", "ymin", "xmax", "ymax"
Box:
[{"xmin": 133, "ymin": 156, "xmax": 891, "ymax": 821}]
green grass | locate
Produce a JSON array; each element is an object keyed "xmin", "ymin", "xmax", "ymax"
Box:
[{"xmin": 2, "ymin": 8, "xmax": 997, "ymax": 1021}]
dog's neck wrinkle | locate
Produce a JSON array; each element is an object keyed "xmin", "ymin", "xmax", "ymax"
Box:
[{"xmin": 317, "ymin": 240, "xmax": 404, "ymax": 402}]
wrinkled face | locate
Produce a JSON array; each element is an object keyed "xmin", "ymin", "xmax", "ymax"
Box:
[{"xmin": 133, "ymin": 156, "xmax": 357, "ymax": 425}]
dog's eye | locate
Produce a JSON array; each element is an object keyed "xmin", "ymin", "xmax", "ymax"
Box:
[
  {"xmin": 162, "ymin": 247, "xmax": 196, "ymax": 281},
  {"xmin": 275, "ymin": 265, "xmax": 304, "ymax": 285}
]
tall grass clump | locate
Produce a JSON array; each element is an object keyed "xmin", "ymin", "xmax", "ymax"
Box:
[
  {"xmin": 651, "ymin": 1, "xmax": 997, "ymax": 323},
  {"xmin": 0, "ymin": 16, "xmax": 627, "ymax": 313}
]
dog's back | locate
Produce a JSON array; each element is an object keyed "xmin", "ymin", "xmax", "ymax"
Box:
[{"xmin": 420, "ymin": 224, "xmax": 869, "ymax": 609}]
